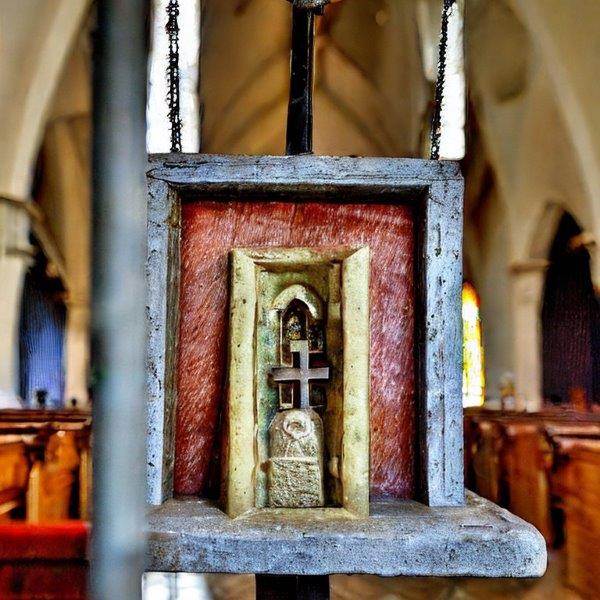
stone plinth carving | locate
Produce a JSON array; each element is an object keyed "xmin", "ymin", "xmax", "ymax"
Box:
[{"xmin": 268, "ymin": 409, "xmax": 325, "ymax": 508}]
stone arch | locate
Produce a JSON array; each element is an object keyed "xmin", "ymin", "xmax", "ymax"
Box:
[
  {"xmin": 467, "ymin": 0, "xmax": 600, "ymax": 285},
  {"xmin": 272, "ymin": 284, "xmax": 324, "ymax": 321},
  {"xmin": 508, "ymin": 1, "xmax": 600, "ymax": 281},
  {"xmin": 528, "ymin": 202, "xmax": 597, "ymax": 281},
  {"xmin": 528, "ymin": 202, "xmax": 568, "ymax": 262},
  {"xmin": 1, "ymin": 0, "xmax": 90, "ymax": 197}
]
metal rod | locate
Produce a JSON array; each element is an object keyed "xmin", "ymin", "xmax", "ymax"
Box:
[
  {"xmin": 91, "ymin": 1, "xmax": 148, "ymax": 598},
  {"xmin": 430, "ymin": 0, "xmax": 456, "ymax": 160},
  {"xmin": 256, "ymin": 575, "xmax": 330, "ymax": 600},
  {"xmin": 286, "ymin": 7, "xmax": 315, "ymax": 155}
]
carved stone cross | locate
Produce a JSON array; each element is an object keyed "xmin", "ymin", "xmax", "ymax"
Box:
[{"xmin": 271, "ymin": 340, "xmax": 330, "ymax": 410}]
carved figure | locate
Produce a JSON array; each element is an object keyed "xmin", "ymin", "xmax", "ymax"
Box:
[{"xmin": 268, "ymin": 409, "xmax": 325, "ymax": 508}]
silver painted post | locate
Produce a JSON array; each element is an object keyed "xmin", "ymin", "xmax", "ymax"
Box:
[{"xmin": 91, "ymin": 1, "xmax": 147, "ymax": 598}]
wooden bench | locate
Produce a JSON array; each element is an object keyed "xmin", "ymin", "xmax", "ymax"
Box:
[
  {"xmin": 465, "ymin": 409, "xmax": 600, "ymax": 548},
  {"xmin": 552, "ymin": 437, "xmax": 600, "ymax": 599},
  {"xmin": 0, "ymin": 521, "xmax": 89, "ymax": 599},
  {"xmin": 0, "ymin": 410, "xmax": 92, "ymax": 522},
  {"xmin": 501, "ymin": 421, "xmax": 554, "ymax": 544},
  {"xmin": 0, "ymin": 442, "xmax": 29, "ymax": 520}
]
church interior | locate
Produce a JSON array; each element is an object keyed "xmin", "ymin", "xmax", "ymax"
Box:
[{"xmin": 0, "ymin": 0, "xmax": 598, "ymax": 598}]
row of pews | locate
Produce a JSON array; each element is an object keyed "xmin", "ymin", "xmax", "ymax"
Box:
[
  {"xmin": 465, "ymin": 407, "xmax": 600, "ymax": 599},
  {"xmin": 0, "ymin": 410, "xmax": 91, "ymax": 599}
]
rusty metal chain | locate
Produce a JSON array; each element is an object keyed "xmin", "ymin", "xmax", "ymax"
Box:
[
  {"xmin": 430, "ymin": 0, "xmax": 457, "ymax": 161},
  {"xmin": 287, "ymin": 0, "xmax": 331, "ymax": 10},
  {"xmin": 166, "ymin": 0, "xmax": 182, "ymax": 153}
]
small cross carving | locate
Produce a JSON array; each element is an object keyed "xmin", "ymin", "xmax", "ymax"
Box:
[{"xmin": 271, "ymin": 340, "xmax": 330, "ymax": 410}]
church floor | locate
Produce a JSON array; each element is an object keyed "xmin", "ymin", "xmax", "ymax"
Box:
[{"xmin": 144, "ymin": 550, "xmax": 581, "ymax": 600}]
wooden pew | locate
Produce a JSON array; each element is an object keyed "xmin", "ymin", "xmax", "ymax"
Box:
[
  {"xmin": 0, "ymin": 410, "xmax": 92, "ymax": 521},
  {"xmin": 464, "ymin": 409, "xmax": 600, "ymax": 547},
  {"xmin": 0, "ymin": 521, "xmax": 89, "ymax": 599},
  {"xmin": 501, "ymin": 422, "xmax": 554, "ymax": 544},
  {"xmin": 468, "ymin": 418, "xmax": 504, "ymax": 504},
  {"xmin": 27, "ymin": 431, "xmax": 81, "ymax": 522},
  {"xmin": 552, "ymin": 437, "xmax": 600, "ymax": 600},
  {"xmin": 0, "ymin": 411, "xmax": 92, "ymax": 598},
  {"xmin": 0, "ymin": 441, "xmax": 30, "ymax": 520}
]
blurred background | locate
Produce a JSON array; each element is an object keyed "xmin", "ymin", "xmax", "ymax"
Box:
[{"xmin": 0, "ymin": 0, "xmax": 598, "ymax": 598}]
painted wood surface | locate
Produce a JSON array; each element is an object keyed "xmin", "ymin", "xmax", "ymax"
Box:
[
  {"xmin": 176, "ymin": 200, "xmax": 416, "ymax": 499},
  {"xmin": 0, "ymin": 521, "xmax": 89, "ymax": 599}
]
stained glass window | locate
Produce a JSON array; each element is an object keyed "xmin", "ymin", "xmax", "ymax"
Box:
[{"xmin": 462, "ymin": 282, "xmax": 485, "ymax": 407}]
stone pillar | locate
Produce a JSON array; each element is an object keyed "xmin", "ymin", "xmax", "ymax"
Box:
[
  {"xmin": 510, "ymin": 260, "xmax": 548, "ymax": 412},
  {"xmin": 64, "ymin": 302, "xmax": 90, "ymax": 408},
  {"xmin": 0, "ymin": 201, "xmax": 32, "ymax": 408}
]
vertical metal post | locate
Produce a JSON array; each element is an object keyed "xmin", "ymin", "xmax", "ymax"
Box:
[
  {"xmin": 286, "ymin": 7, "xmax": 315, "ymax": 155},
  {"xmin": 256, "ymin": 575, "xmax": 330, "ymax": 600},
  {"xmin": 91, "ymin": 1, "xmax": 147, "ymax": 599},
  {"xmin": 271, "ymin": 2, "xmax": 331, "ymax": 597}
]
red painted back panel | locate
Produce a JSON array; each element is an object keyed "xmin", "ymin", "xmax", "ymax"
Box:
[{"xmin": 176, "ymin": 200, "xmax": 416, "ymax": 499}]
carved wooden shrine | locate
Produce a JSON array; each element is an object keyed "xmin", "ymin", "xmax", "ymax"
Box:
[{"xmin": 144, "ymin": 0, "xmax": 545, "ymax": 597}]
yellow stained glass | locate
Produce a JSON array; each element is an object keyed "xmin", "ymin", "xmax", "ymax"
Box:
[{"xmin": 462, "ymin": 282, "xmax": 485, "ymax": 407}]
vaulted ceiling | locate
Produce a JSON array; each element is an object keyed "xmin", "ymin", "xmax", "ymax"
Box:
[
  {"xmin": 0, "ymin": 0, "xmax": 90, "ymax": 197},
  {"xmin": 200, "ymin": 0, "xmax": 432, "ymax": 157}
]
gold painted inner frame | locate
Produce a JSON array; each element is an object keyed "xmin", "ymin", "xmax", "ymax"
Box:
[{"xmin": 225, "ymin": 247, "xmax": 370, "ymax": 518}]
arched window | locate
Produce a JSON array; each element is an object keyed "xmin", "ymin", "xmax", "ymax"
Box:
[{"xmin": 462, "ymin": 282, "xmax": 485, "ymax": 407}]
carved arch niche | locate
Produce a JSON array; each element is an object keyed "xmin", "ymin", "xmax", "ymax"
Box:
[
  {"xmin": 274, "ymin": 285, "xmax": 328, "ymax": 410},
  {"xmin": 225, "ymin": 247, "xmax": 370, "ymax": 517}
]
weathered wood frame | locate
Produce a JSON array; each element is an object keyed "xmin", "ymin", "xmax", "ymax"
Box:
[{"xmin": 146, "ymin": 154, "xmax": 464, "ymax": 508}]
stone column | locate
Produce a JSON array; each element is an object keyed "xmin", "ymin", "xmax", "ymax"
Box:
[
  {"xmin": 0, "ymin": 201, "xmax": 33, "ymax": 408},
  {"xmin": 510, "ymin": 260, "xmax": 549, "ymax": 412},
  {"xmin": 64, "ymin": 301, "xmax": 90, "ymax": 408}
]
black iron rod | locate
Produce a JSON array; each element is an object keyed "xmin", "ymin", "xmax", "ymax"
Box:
[
  {"xmin": 286, "ymin": 7, "xmax": 315, "ymax": 155},
  {"xmin": 256, "ymin": 574, "xmax": 330, "ymax": 600}
]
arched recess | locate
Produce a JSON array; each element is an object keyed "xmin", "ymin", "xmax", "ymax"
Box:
[
  {"xmin": 541, "ymin": 212, "xmax": 600, "ymax": 406},
  {"xmin": 34, "ymin": 33, "xmax": 93, "ymax": 408},
  {"xmin": 509, "ymin": 201, "xmax": 599, "ymax": 411},
  {"xmin": 507, "ymin": 203, "xmax": 568, "ymax": 412},
  {"xmin": 272, "ymin": 284, "xmax": 324, "ymax": 321}
]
